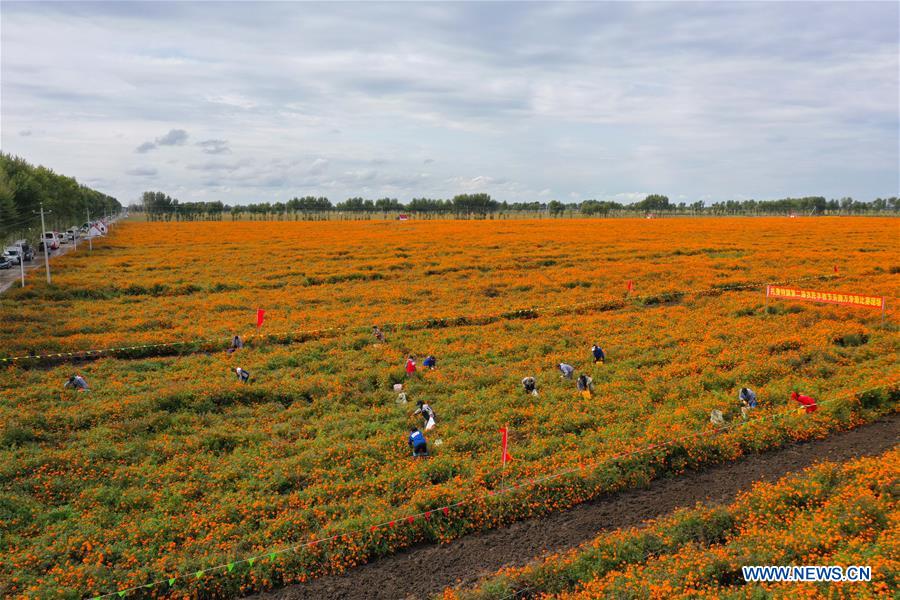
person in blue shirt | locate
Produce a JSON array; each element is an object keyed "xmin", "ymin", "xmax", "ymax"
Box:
[
  {"xmin": 591, "ymin": 344, "xmax": 605, "ymax": 365},
  {"xmin": 558, "ymin": 363, "xmax": 574, "ymax": 379},
  {"xmin": 739, "ymin": 387, "xmax": 758, "ymax": 419},
  {"xmin": 408, "ymin": 427, "xmax": 428, "ymax": 457},
  {"xmin": 423, "ymin": 355, "xmax": 436, "ymax": 369}
]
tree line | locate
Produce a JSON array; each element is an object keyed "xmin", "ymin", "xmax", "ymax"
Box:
[
  {"xmin": 135, "ymin": 191, "xmax": 900, "ymax": 221},
  {"xmin": 0, "ymin": 153, "xmax": 121, "ymax": 241}
]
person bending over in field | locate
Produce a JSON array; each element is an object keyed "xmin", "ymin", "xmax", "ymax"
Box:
[
  {"xmin": 405, "ymin": 355, "xmax": 417, "ymax": 377},
  {"xmin": 372, "ymin": 325, "xmax": 385, "ymax": 343},
  {"xmin": 227, "ymin": 335, "xmax": 243, "ymax": 354},
  {"xmin": 234, "ymin": 366, "xmax": 251, "ymax": 384},
  {"xmin": 558, "ymin": 363, "xmax": 574, "ymax": 379},
  {"xmin": 791, "ymin": 391, "xmax": 817, "ymax": 414},
  {"xmin": 739, "ymin": 387, "xmax": 758, "ymax": 419},
  {"xmin": 522, "ymin": 376, "xmax": 539, "ymax": 396},
  {"xmin": 710, "ymin": 409, "xmax": 725, "ymax": 426},
  {"xmin": 64, "ymin": 374, "xmax": 89, "ymax": 392},
  {"xmin": 591, "ymin": 344, "xmax": 605, "ymax": 365},
  {"xmin": 411, "ymin": 400, "xmax": 437, "ymax": 431},
  {"xmin": 423, "ymin": 355, "xmax": 437, "ymax": 369},
  {"xmin": 409, "ymin": 427, "xmax": 428, "ymax": 457},
  {"xmin": 576, "ymin": 374, "xmax": 595, "ymax": 399}
]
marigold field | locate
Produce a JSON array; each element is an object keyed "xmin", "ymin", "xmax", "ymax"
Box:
[
  {"xmin": 0, "ymin": 218, "xmax": 897, "ymax": 599},
  {"xmin": 443, "ymin": 447, "xmax": 899, "ymax": 600}
]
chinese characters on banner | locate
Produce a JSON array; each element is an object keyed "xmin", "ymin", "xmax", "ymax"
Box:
[{"xmin": 766, "ymin": 286, "xmax": 885, "ymax": 309}]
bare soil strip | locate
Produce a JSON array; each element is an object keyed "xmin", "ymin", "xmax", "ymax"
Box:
[{"xmin": 250, "ymin": 413, "xmax": 899, "ymax": 600}]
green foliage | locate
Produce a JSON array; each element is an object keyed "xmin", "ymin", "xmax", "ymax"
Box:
[
  {"xmin": 0, "ymin": 153, "xmax": 120, "ymax": 241},
  {"xmin": 832, "ymin": 332, "xmax": 869, "ymax": 347}
]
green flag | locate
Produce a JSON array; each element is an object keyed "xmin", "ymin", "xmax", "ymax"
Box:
[
  {"xmin": 227, "ymin": 562, "xmax": 235, "ymax": 573},
  {"xmin": 117, "ymin": 592, "xmax": 126, "ymax": 598},
  {"xmin": 195, "ymin": 570, "xmax": 204, "ymax": 579},
  {"xmin": 168, "ymin": 578, "xmax": 176, "ymax": 586},
  {"xmin": 269, "ymin": 552, "xmax": 277, "ymax": 562},
  {"xmin": 248, "ymin": 557, "xmax": 256, "ymax": 567}
]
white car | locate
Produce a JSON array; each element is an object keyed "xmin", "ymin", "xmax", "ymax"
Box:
[
  {"xmin": 40, "ymin": 232, "xmax": 60, "ymax": 251},
  {"xmin": 12, "ymin": 240, "xmax": 34, "ymax": 261},
  {"xmin": 2, "ymin": 248, "xmax": 22, "ymax": 265}
]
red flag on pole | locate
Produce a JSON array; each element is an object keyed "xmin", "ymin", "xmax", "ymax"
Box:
[
  {"xmin": 256, "ymin": 309, "xmax": 266, "ymax": 329},
  {"xmin": 499, "ymin": 426, "xmax": 512, "ymax": 466},
  {"xmin": 833, "ymin": 265, "xmax": 838, "ymax": 273},
  {"xmin": 626, "ymin": 280, "xmax": 634, "ymax": 292}
]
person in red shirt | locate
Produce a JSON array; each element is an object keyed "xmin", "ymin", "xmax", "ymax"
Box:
[
  {"xmin": 791, "ymin": 391, "xmax": 818, "ymax": 413},
  {"xmin": 405, "ymin": 355, "xmax": 417, "ymax": 377}
]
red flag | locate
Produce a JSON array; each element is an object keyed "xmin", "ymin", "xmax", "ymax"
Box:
[
  {"xmin": 256, "ymin": 309, "xmax": 266, "ymax": 329},
  {"xmin": 499, "ymin": 426, "xmax": 512, "ymax": 466},
  {"xmin": 833, "ymin": 265, "xmax": 838, "ymax": 273},
  {"xmin": 626, "ymin": 280, "xmax": 634, "ymax": 292}
]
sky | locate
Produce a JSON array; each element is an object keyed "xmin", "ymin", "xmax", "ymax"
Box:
[{"xmin": 1, "ymin": 1, "xmax": 898, "ymax": 206}]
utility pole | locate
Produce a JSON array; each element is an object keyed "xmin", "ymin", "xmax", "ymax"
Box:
[
  {"xmin": 38, "ymin": 202, "xmax": 51, "ymax": 284},
  {"xmin": 19, "ymin": 249, "xmax": 25, "ymax": 287},
  {"xmin": 86, "ymin": 207, "xmax": 93, "ymax": 251}
]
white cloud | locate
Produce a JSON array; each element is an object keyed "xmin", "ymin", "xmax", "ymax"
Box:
[{"xmin": 0, "ymin": 2, "xmax": 896, "ymax": 204}]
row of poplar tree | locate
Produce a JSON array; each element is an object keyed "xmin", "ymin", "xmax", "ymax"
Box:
[
  {"xmin": 0, "ymin": 153, "xmax": 121, "ymax": 241},
  {"xmin": 135, "ymin": 190, "xmax": 900, "ymax": 221}
]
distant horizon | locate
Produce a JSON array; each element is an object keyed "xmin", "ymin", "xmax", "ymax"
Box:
[
  {"xmin": 2, "ymin": 2, "xmax": 898, "ymax": 205},
  {"xmin": 125, "ymin": 192, "xmax": 898, "ymax": 209}
]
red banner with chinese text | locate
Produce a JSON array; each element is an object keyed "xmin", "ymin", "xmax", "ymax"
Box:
[{"xmin": 766, "ymin": 286, "xmax": 885, "ymax": 309}]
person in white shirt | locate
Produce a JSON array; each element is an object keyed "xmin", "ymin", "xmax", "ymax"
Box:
[
  {"xmin": 411, "ymin": 401, "xmax": 437, "ymax": 431},
  {"xmin": 234, "ymin": 366, "xmax": 251, "ymax": 383},
  {"xmin": 64, "ymin": 374, "xmax": 89, "ymax": 391}
]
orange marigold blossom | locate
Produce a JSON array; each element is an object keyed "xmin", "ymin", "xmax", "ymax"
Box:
[{"xmin": 0, "ymin": 218, "xmax": 895, "ymax": 598}]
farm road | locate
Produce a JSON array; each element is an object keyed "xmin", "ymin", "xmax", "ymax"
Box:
[{"xmin": 250, "ymin": 413, "xmax": 899, "ymax": 600}]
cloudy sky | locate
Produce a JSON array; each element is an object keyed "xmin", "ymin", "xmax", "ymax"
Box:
[{"xmin": 1, "ymin": 1, "xmax": 897, "ymax": 206}]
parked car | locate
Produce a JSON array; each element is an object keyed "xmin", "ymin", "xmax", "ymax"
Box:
[
  {"xmin": 39, "ymin": 231, "xmax": 60, "ymax": 252},
  {"xmin": 12, "ymin": 240, "xmax": 35, "ymax": 261},
  {"xmin": 65, "ymin": 227, "xmax": 80, "ymax": 241},
  {"xmin": 0, "ymin": 256, "xmax": 11, "ymax": 270},
  {"xmin": 3, "ymin": 248, "xmax": 23, "ymax": 266}
]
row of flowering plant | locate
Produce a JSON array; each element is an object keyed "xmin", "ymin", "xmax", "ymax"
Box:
[
  {"xmin": 0, "ymin": 218, "xmax": 896, "ymax": 597},
  {"xmin": 443, "ymin": 446, "xmax": 899, "ymax": 599}
]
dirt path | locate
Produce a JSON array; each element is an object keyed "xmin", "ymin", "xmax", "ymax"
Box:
[{"xmin": 250, "ymin": 414, "xmax": 899, "ymax": 600}]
